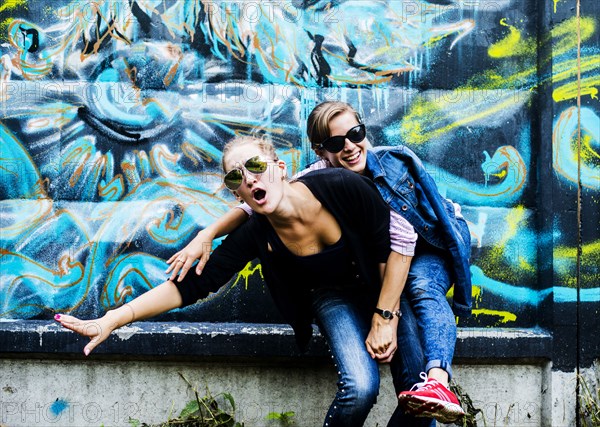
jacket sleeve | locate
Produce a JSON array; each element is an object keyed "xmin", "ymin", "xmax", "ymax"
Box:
[
  {"xmin": 402, "ymin": 146, "xmax": 473, "ymax": 316},
  {"xmin": 174, "ymin": 220, "xmax": 259, "ymax": 307}
]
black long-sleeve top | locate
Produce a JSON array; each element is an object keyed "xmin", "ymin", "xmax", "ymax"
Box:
[{"xmin": 175, "ymin": 168, "xmax": 391, "ymax": 350}]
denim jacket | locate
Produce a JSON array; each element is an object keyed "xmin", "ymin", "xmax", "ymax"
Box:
[{"xmin": 366, "ymin": 146, "xmax": 473, "ymax": 317}]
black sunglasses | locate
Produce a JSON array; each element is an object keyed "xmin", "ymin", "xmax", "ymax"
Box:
[
  {"xmin": 317, "ymin": 124, "xmax": 366, "ymax": 153},
  {"xmin": 224, "ymin": 156, "xmax": 270, "ymax": 190}
]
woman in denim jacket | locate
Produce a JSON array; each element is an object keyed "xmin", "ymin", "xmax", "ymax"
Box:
[{"xmin": 168, "ymin": 102, "xmax": 472, "ymax": 424}]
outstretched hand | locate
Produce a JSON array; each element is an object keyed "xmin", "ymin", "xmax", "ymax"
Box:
[
  {"xmin": 54, "ymin": 313, "xmax": 118, "ymax": 356},
  {"xmin": 166, "ymin": 230, "xmax": 215, "ymax": 282}
]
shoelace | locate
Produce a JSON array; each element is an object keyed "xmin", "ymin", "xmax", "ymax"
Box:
[{"xmin": 409, "ymin": 372, "xmax": 434, "ymax": 391}]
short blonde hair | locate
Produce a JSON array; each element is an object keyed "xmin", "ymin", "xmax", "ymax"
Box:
[
  {"xmin": 221, "ymin": 135, "xmax": 278, "ymax": 171},
  {"xmin": 306, "ymin": 101, "xmax": 361, "ymax": 148}
]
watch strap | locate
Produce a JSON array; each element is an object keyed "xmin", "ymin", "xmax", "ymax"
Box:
[{"xmin": 374, "ymin": 307, "xmax": 402, "ymax": 319}]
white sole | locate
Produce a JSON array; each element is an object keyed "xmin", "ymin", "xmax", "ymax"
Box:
[{"xmin": 398, "ymin": 394, "xmax": 465, "ymax": 423}]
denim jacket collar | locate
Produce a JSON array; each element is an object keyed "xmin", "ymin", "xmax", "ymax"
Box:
[{"xmin": 366, "ymin": 149, "xmax": 386, "ymax": 180}]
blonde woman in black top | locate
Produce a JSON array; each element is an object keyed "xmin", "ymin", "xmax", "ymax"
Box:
[{"xmin": 55, "ymin": 136, "xmax": 428, "ymax": 427}]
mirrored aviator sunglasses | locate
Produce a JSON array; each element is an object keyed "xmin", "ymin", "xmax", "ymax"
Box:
[
  {"xmin": 319, "ymin": 124, "xmax": 366, "ymax": 153},
  {"xmin": 223, "ymin": 156, "xmax": 269, "ymax": 190}
]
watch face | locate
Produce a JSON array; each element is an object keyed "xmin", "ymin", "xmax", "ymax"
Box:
[{"xmin": 375, "ymin": 307, "xmax": 394, "ymax": 319}]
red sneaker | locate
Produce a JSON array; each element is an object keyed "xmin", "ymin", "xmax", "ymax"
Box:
[{"xmin": 398, "ymin": 372, "xmax": 465, "ymax": 424}]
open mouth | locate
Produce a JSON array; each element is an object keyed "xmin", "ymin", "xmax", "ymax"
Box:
[{"xmin": 253, "ymin": 189, "xmax": 266, "ymax": 201}]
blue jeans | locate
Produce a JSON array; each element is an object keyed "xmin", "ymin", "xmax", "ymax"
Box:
[
  {"xmin": 404, "ymin": 217, "xmax": 471, "ymax": 380},
  {"xmin": 311, "ymin": 287, "xmax": 435, "ymax": 427}
]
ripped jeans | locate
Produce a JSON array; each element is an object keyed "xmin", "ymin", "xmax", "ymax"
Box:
[{"xmin": 311, "ymin": 287, "xmax": 435, "ymax": 427}]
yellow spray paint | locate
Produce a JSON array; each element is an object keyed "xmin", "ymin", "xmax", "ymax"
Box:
[
  {"xmin": 502, "ymin": 205, "xmax": 526, "ymax": 245},
  {"xmin": 519, "ymin": 257, "xmax": 536, "ymax": 274},
  {"xmin": 484, "ymin": 206, "xmax": 526, "ymax": 270},
  {"xmin": 581, "ymin": 133, "xmax": 600, "ymax": 162},
  {"xmin": 555, "ymin": 240, "xmax": 600, "ymax": 260},
  {"xmin": 0, "ymin": 18, "xmax": 15, "ymax": 41},
  {"xmin": 554, "ymin": 241, "xmax": 600, "ymax": 288},
  {"xmin": 553, "ymin": 76, "xmax": 600, "ymax": 102},
  {"xmin": 398, "ymin": 97, "xmax": 444, "ymax": 145},
  {"xmin": 400, "ymin": 16, "xmax": 598, "ymax": 145},
  {"xmin": 0, "ymin": 0, "xmax": 27, "ymax": 14},
  {"xmin": 473, "ymin": 205, "xmax": 535, "ymax": 285},
  {"xmin": 400, "ymin": 91, "xmax": 521, "ymax": 145},
  {"xmin": 450, "ymin": 274, "xmax": 518, "ymax": 324},
  {"xmin": 232, "ymin": 261, "xmax": 264, "ymax": 290},
  {"xmin": 551, "ymin": 16, "xmax": 595, "ymax": 57},
  {"xmin": 488, "ymin": 19, "xmax": 535, "ymax": 58},
  {"xmin": 552, "ymin": 54, "xmax": 600, "ymax": 102},
  {"xmin": 472, "ymin": 308, "xmax": 517, "ymax": 324},
  {"xmin": 552, "ymin": 56, "xmax": 599, "ymax": 83},
  {"xmin": 553, "ymin": 0, "xmax": 562, "ymax": 13},
  {"xmin": 451, "ymin": 272, "xmax": 518, "ymax": 324}
]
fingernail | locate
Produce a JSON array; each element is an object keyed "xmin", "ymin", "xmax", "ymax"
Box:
[
  {"xmin": 54, "ymin": 314, "xmax": 61, "ymax": 320},
  {"xmin": 84, "ymin": 349, "xmax": 90, "ymax": 356}
]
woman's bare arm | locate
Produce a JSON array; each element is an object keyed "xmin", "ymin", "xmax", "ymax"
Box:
[
  {"xmin": 166, "ymin": 207, "xmax": 249, "ymax": 281},
  {"xmin": 365, "ymin": 251, "xmax": 413, "ymax": 362},
  {"xmin": 55, "ymin": 280, "xmax": 183, "ymax": 356}
]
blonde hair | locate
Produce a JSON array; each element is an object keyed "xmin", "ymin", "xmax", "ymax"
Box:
[
  {"xmin": 306, "ymin": 101, "xmax": 362, "ymax": 149},
  {"xmin": 221, "ymin": 135, "xmax": 278, "ymax": 171}
]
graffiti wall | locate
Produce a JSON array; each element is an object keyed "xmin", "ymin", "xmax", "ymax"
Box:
[{"xmin": 0, "ymin": 1, "xmax": 598, "ymax": 365}]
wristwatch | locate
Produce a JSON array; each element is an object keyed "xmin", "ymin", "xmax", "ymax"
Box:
[{"xmin": 374, "ymin": 307, "xmax": 402, "ymax": 320}]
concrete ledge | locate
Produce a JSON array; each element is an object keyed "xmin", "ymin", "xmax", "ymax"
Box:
[
  {"xmin": 455, "ymin": 327, "xmax": 553, "ymax": 361},
  {"xmin": 0, "ymin": 320, "xmax": 552, "ymax": 361},
  {"xmin": 0, "ymin": 320, "xmax": 327, "ymax": 358}
]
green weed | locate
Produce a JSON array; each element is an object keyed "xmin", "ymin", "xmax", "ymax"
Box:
[
  {"xmin": 266, "ymin": 411, "xmax": 296, "ymax": 426},
  {"xmin": 579, "ymin": 371, "xmax": 600, "ymax": 427},
  {"xmin": 450, "ymin": 382, "xmax": 484, "ymax": 427},
  {"xmin": 127, "ymin": 373, "xmax": 244, "ymax": 427}
]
